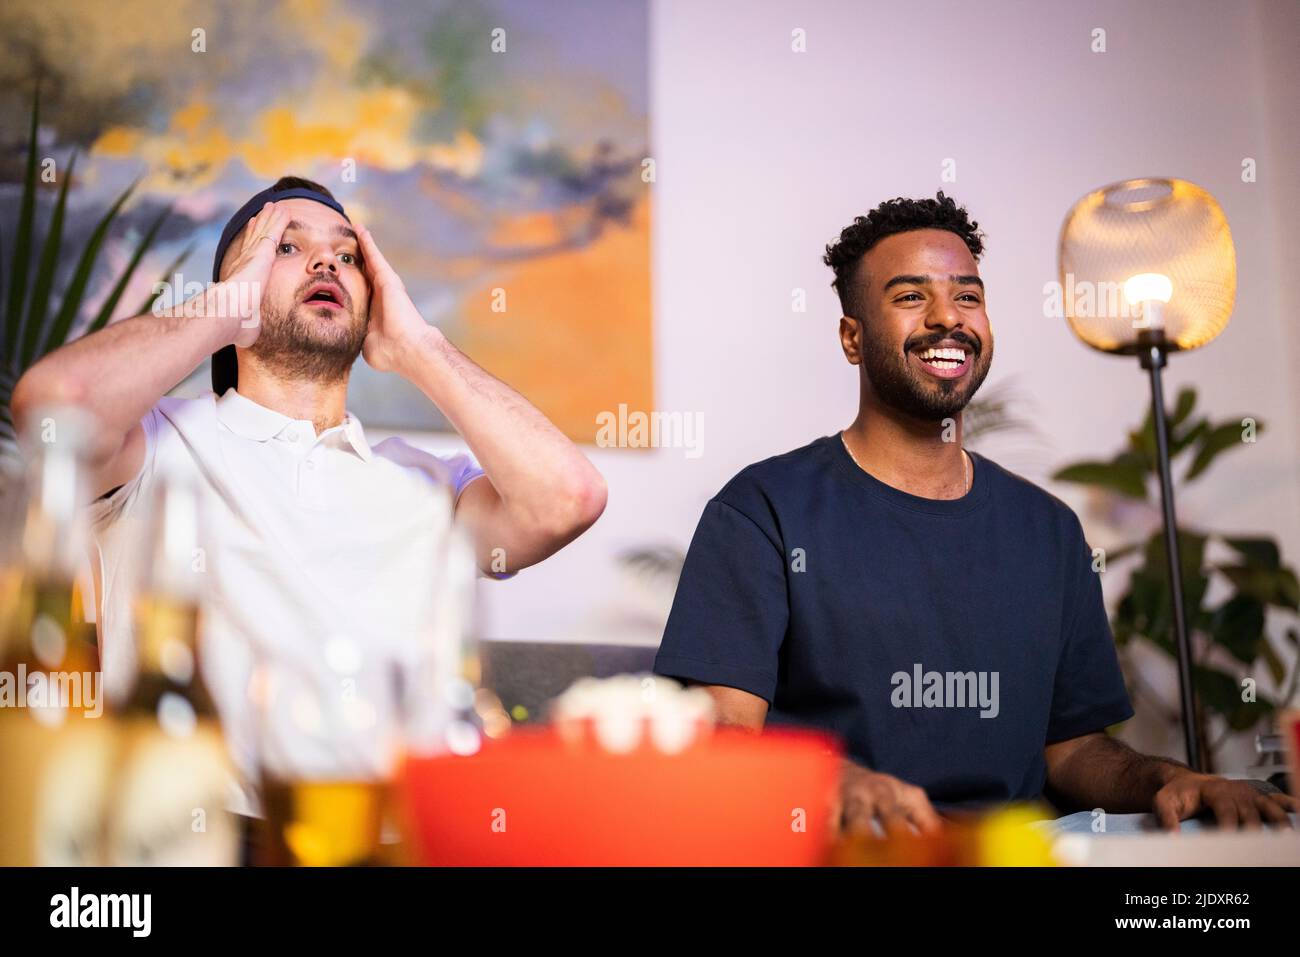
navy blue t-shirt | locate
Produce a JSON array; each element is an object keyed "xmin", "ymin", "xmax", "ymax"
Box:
[{"xmin": 654, "ymin": 435, "xmax": 1134, "ymax": 808}]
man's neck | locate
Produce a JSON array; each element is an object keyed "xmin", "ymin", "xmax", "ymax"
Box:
[
  {"xmin": 842, "ymin": 402, "xmax": 968, "ymax": 500},
  {"xmin": 234, "ymin": 364, "xmax": 350, "ymax": 437}
]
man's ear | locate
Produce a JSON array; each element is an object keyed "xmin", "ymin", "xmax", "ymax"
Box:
[{"xmin": 838, "ymin": 315, "xmax": 864, "ymax": 365}]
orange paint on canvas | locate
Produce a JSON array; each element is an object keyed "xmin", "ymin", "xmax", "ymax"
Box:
[{"xmin": 457, "ymin": 196, "xmax": 653, "ymax": 443}]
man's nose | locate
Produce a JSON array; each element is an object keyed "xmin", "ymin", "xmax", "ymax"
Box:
[
  {"xmin": 309, "ymin": 249, "xmax": 340, "ymax": 275},
  {"xmin": 925, "ymin": 302, "xmax": 959, "ymax": 328}
]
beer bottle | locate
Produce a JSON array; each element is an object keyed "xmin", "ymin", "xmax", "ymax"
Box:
[
  {"xmin": 104, "ymin": 466, "xmax": 239, "ymax": 865},
  {"xmin": 0, "ymin": 406, "xmax": 98, "ymax": 685},
  {"xmin": 0, "ymin": 406, "xmax": 113, "ymax": 865}
]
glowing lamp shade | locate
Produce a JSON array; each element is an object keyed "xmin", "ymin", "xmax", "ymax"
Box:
[{"xmin": 1058, "ymin": 178, "xmax": 1236, "ymax": 354}]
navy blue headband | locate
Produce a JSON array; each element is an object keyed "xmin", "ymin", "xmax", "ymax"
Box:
[
  {"xmin": 210, "ymin": 186, "xmax": 350, "ymax": 282},
  {"xmin": 209, "ymin": 186, "xmax": 350, "ymax": 395}
]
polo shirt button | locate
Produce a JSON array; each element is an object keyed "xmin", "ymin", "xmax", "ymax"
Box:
[
  {"xmin": 286, "ymin": 427, "xmax": 299, "ymax": 441},
  {"xmin": 305, "ymin": 460, "xmax": 315, "ymax": 470}
]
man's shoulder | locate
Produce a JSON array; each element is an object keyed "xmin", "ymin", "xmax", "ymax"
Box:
[
  {"xmin": 976, "ymin": 452, "xmax": 1086, "ymax": 535},
  {"xmin": 86, "ymin": 394, "xmax": 216, "ymax": 530},
  {"xmin": 712, "ymin": 435, "xmax": 838, "ymax": 514},
  {"xmin": 369, "ymin": 435, "xmax": 483, "ymax": 493},
  {"xmin": 153, "ymin": 391, "xmax": 217, "ymax": 429}
]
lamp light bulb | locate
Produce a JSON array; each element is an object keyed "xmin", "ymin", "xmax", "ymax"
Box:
[
  {"xmin": 1123, "ymin": 272, "xmax": 1173, "ymax": 305},
  {"xmin": 1124, "ymin": 272, "xmax": 1173, "ymax": 332}
]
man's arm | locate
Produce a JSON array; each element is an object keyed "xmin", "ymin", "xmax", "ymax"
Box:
[
  {"xmin": 355, "ymin": 225, "xmax": 606, "ymax": 575},
  {"xmin": 10, "ymin": 201, "xmax": 286, "ymax": 499},
  {"xmin": 1045, "ymin": 732, "xmax": 1299, "ymax": 830},
  {"xmin": 701, "ymin": 684, "xmax": 767, "ymax": 731}
]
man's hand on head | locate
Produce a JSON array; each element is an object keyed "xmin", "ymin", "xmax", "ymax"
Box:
[
  {"xmin": 356, "ymin": 224, "xmax": 433, "ymax": 374},
  {"xmin": 1153, "ymin": 770, "xmax": 1299, "ymax": 831},
  {"xmin": 211, "ymin": 201, "xmax": 290, "ymax": 347}
]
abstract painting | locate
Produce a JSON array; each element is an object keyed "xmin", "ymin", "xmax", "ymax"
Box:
[{"xmin": 0, "ymin": 0, "xmax": 652, "ymax": 439}]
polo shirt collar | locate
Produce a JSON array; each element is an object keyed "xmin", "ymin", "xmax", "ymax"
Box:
[
  {"xmin": 337, "ymin": 412, "xmax": 373, "ymax": 463},
  {"xmin": 216, "ymin": 388, "xmax": 373, "ymax": 462}
]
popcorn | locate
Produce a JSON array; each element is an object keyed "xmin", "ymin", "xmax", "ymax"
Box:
[{"xmin": 550, "ymin": 675, "xmax": 715, "ymax": 754}]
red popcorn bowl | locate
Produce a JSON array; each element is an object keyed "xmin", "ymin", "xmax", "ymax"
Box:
[{"xmin": 396, "ymin": 726, "xmax": 842, "ymax": 866}]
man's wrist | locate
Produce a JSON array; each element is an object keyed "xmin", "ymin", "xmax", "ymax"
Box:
[
  {"xmin": 1151, "ymin": 758, "xmax": 1200, "ymax": 790},
  {"xmin": 158, "ymin": 284, "xmax": 250, "ymax": 346},
  {"xmin": 152, "ymin": 302, "xmax": 244, "ymax": 351},
  {"xmin": 390, "ymin": 322, "xmax": 448, "ymax": 378}
]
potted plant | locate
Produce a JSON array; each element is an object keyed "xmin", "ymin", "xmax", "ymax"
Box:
[
  {"xmin": 2, "ymin": 87, "xmax": 185, "ymax": 462},
  {"xmin": 1054, "ymin": 387, "xmax": 1299, "ymax": 772}
]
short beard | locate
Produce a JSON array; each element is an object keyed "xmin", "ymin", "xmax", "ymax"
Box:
[
  {"xmin": 249, "ymin": 299, "xmax": 369, "ymax": 384},
  {"xmin": 862, "ymin": 333, "xmax": 992, "ymax": 421}
]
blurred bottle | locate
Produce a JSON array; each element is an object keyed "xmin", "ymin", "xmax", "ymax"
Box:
[
  {"xmin": 0, "ymin": 406, "xmax": 113, "ymax": 865},
  {"xmin": 104, "ymin": 467, "xmax": 239, "ymax": 865},
  {"xmin": 0, "ymin": 406, "xmax": 99, "ymax": 683}
]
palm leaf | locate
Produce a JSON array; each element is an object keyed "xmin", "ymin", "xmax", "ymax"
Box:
[
  {"xmin": 42, "ymin": 177, "xmax": 142, "ymax": 360},
  {"xmin": 1, "ymin": 86, "xmax": 174, "ymax": 456},
  {"xmin": 4, "ymin": 85, "xmax": 40, "ymax": 364},
  {"xmin": 131, "ymin": 240, "xmax": 193, "ymax": 319},
  {"xmin": 0, "ymin": 227, "xmax": 6, "ymax": 361},
  {"xmin": 0, "ymin": 365, "xmax": 15, "ymax": 446},
  {"xmin": 19, "ymin": 150, "xmax": 77, "ymax": 367},
  {"xmin": 84, "ymin": 207, "xmax": 173, "ymax": 336}
]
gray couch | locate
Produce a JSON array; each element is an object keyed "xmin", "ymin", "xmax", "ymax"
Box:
[{"xmin": 481, "ymin": 641, "xmax": 660, "ymax": 724}]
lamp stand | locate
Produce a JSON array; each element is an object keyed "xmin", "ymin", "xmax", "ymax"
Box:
[{"xmin": 1138, "ymin": 330, "xmax": 1204, "ymax": 772}]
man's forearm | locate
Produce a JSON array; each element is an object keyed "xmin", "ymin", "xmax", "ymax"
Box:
[
  {"xmin": 392, "ymin": 324, "xmax": 606, "ymax": 540},
  {"xmin": 1045, "ymin": 733, "xmax": 1187, "ymax": 813},
  {"xmin": 12, "ymin": 293, "xmax": 242, "ymax": 463}
]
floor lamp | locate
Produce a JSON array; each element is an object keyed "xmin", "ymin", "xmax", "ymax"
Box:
[{"xmin": 1058, "ymin": 177, "xmax": 1237, "ymax": 773}]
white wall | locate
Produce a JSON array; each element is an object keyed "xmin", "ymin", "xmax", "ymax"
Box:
[{"xmin": 471, "ymin": 0, "xmax": 1300, "ymax": 652}]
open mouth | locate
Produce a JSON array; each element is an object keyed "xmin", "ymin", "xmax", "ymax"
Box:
[
  {"xmin": 911, "ymin": 343, "xmax": 973, "ymax": 379},
  {"xmin": 302, "ymin": 282, "xmax": 345, "ymax": 310}
]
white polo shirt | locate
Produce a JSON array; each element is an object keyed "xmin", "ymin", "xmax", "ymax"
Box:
[{"xmin": 88, "ymin": 389, "xmax": 484, "ymax": 802}]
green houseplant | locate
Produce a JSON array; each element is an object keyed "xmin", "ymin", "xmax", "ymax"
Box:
[
  {"xmin": 2, "ymin": 87, "xmax": 187, "ymax": 459},
  {"xmin": 1053, "ymin": 386, "xmax": 1300, "ymax": 771}
]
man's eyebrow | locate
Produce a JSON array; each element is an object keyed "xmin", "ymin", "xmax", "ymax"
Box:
[
  {"xmin": 882, "ymin": 273, "xmax": 984, "ymax": 291},
  {"xmin": 283, "ymin": 219, "xmax": 359, "ymax": 243}
]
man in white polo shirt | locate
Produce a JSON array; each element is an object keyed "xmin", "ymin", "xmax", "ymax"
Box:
[{"xmin": 11, "ymin": 176, "xmax": 608, "ymax": 790}]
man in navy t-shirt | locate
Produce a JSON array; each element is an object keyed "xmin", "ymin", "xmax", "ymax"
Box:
[{"xmin": 655, "ymin": 192, "xmax": 1299, "ymax": 836}]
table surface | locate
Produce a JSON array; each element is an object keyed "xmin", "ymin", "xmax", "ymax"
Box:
[{"xmin": 1046, "ymin": 812, "xmax": 1300, "ymax": 866}]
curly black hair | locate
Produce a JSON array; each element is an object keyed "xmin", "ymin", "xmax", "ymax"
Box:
[{"xmin": 823, "ymin": 191, "xmax": 984, "ymax": 317}]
